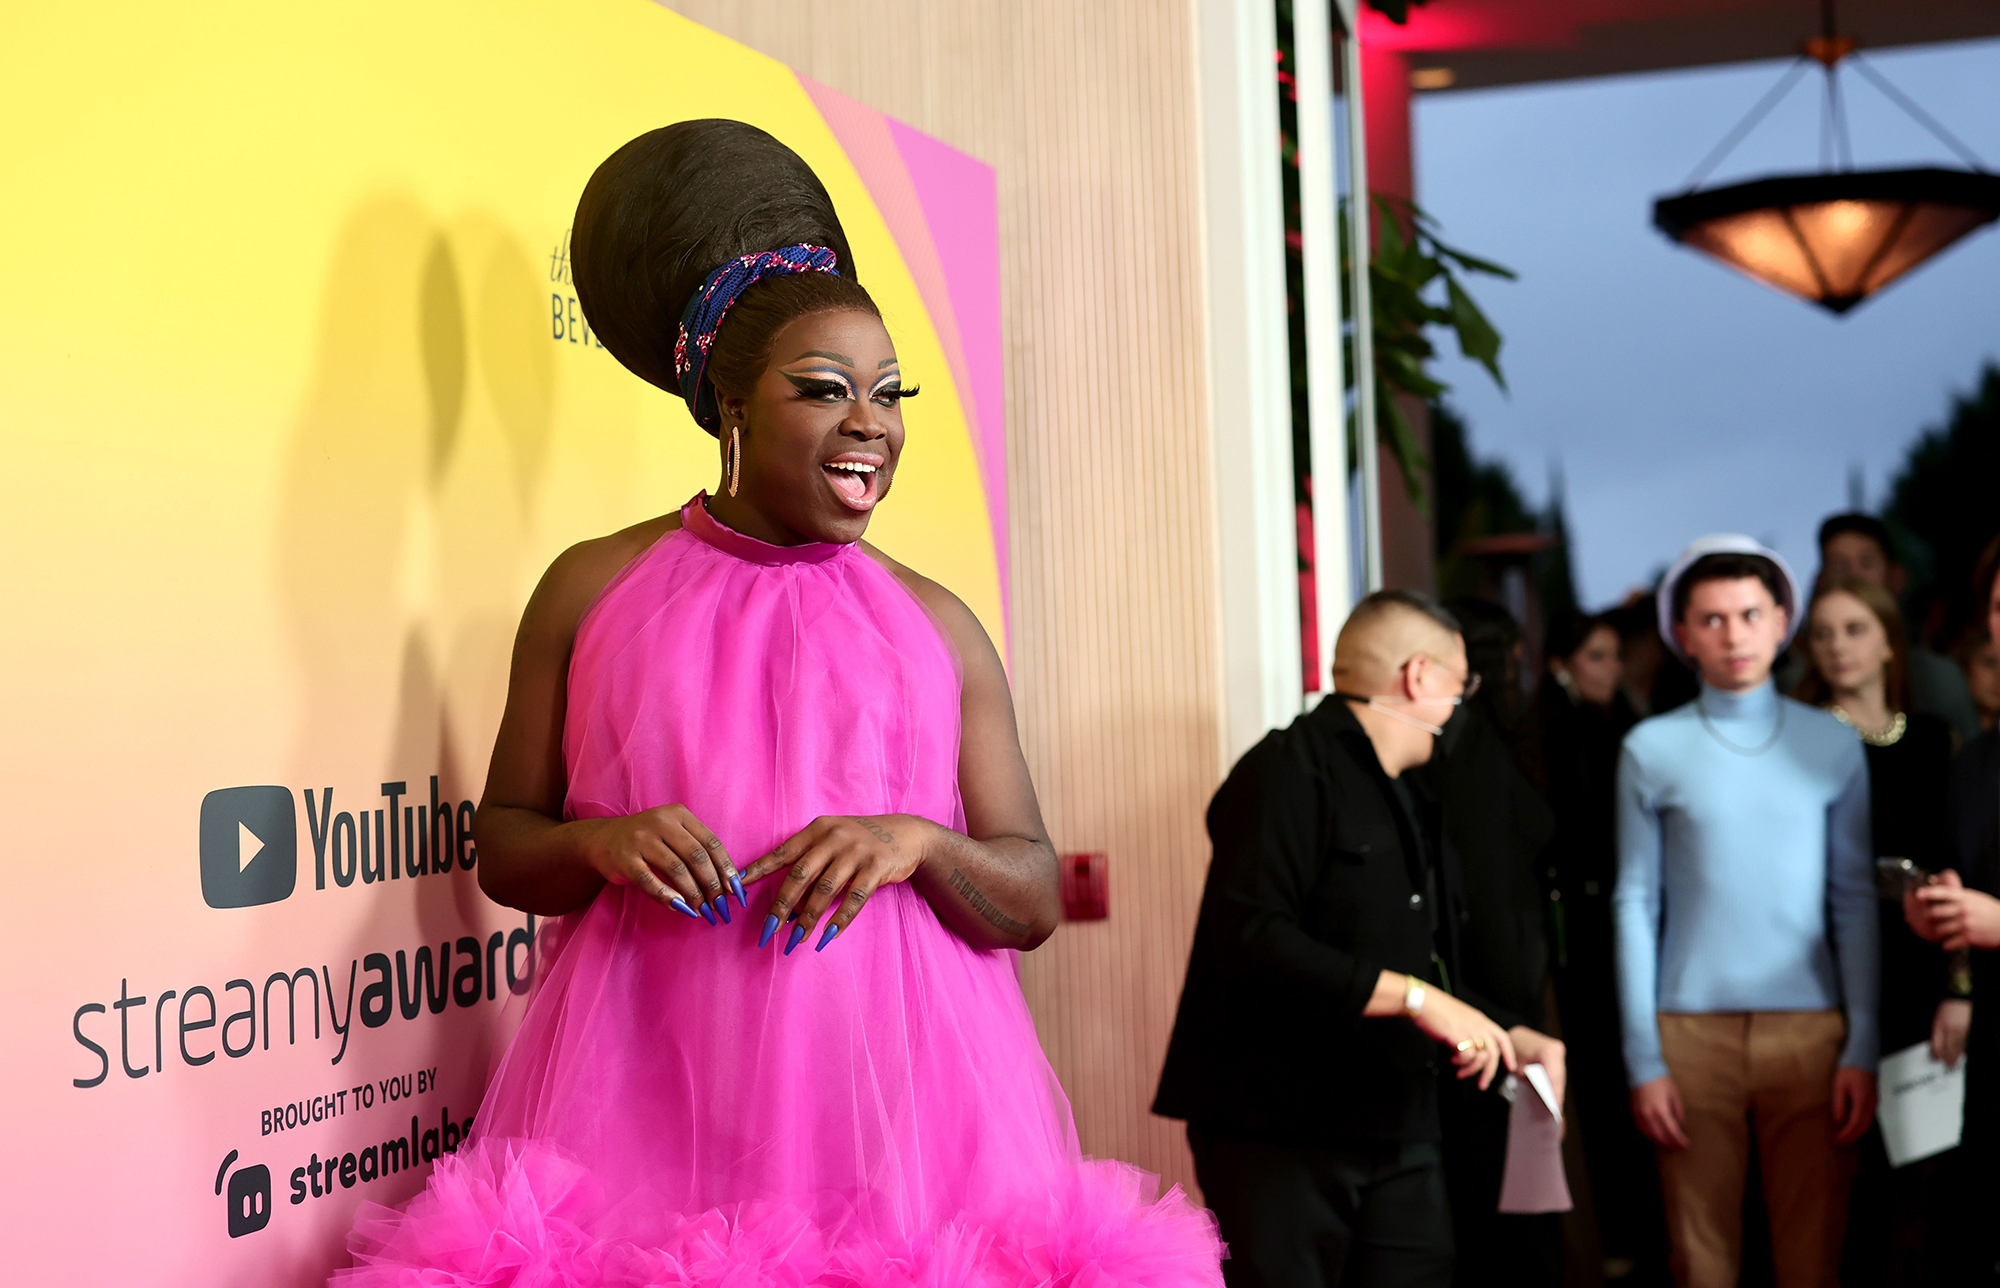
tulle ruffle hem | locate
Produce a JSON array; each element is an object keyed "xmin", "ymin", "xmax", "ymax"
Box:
[{"xmin": 334, "ymin": 1136, "xmax": 1223, "ymax": 1288}]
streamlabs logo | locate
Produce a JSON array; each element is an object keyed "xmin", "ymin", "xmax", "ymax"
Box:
[
  {"xmin": 215, "ymin": 1149, "xmax": 271, "ymax": 1238},
  {"xmin": 200, "ymin": 786, "xmax": 297, "ymax": 909}
]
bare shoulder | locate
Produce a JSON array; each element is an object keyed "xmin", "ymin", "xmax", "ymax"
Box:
[
  {"xmin": 860, "ymin": 542, "xmax": 1000, "ymax": 670},
  {"xmin": 527, "ymin": 512, "xmax": 684, "ymax": 644}
]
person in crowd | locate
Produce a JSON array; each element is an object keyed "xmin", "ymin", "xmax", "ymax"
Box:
[
  {"xmin": 335, "ymin": 120, "xmax": 1225, "ymax": 1285},
  {"xmin": 1611, "ymin": 594, "xmax": 1695, "ymax": 717},
  {"xmin": 1431, "ymin": 598, "xmax": 1562, "ymax": 1287},
  {"xmin": 1813, "ymin": 513, "xmax": 1980, "ymax": 743},
  {"xmin": 1906, "ymin": 537, "xmax": 2000, "ymax": 1285},
  {"xmin": 1615, "ymin": 535, "xmax": 1878, "ymax": 1288},
  {"xmin": 1535, "ymin": 611, "xmax": 1662, "ymax": 1282},
  {"xmin": 1608, "ymin": 599, "xmax": 1663, "ymax": 718},
  {"xmin": 1959, "ymin": 629, "xmax": 2000, "ymax": 733},
  {"xmin": 1794, "ymin": 578, "xmax": 1960, "ymax": 1287},
  {"xmin": 1157, "ymin": 590, "xmax": 1564, "ymax": 1288},
  {"xmin": 1445, "ymin": 596, "xmax": 1532, "ymax": 747}
]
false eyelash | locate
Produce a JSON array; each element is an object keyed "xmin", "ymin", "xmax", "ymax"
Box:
[
  {"xmin": 878, "ymin": 384, "xmax": 920, "ymax": 402},
  {"xmin": 790, "ymin": 378, "xmax": 853, "ymax": 401}
]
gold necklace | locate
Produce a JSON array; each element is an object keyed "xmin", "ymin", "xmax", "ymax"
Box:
[{"xmin": 1829, "ymin": 705, "xmax": 1906, "ymax": 747}]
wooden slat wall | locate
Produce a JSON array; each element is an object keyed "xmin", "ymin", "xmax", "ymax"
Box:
[{"xmin": 664, "ymin": 0, "xmax": 1223, "ymax": 1192}]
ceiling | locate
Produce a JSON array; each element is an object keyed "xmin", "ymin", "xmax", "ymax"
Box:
[{"xmin": 1358, "ymin": 0, "xmax": 2000, "ymax": 91}]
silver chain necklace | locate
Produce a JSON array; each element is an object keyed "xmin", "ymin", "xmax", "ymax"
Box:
[{"xmin": 1697, "ymin": 694, "xmax": 1786, "ymax": 756}]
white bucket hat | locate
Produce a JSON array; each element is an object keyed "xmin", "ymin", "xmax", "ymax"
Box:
[{"xmin": 1655, "ymin": 533, "xmax": 1803, "ymax": 663}]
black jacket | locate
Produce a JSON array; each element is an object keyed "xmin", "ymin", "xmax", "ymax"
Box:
[
  {"xmin": 1154, "ymin": 698, "xmax": 1469, "ymax": 1145},
  {"xmin": 1868, "ymin": 714, "xmax": 1955, "ymax": 1052},
  {"xmin": 1953, "ymin": 731, "xmax": 2000, "ymax": 1143},
  {"xmin": 1531, "ymin": 682, "xmax": 1638, "ymax": 918},
  {"xmin": 1425, "ymin": 707, "xmax": 1554, "ymax": 1030}
]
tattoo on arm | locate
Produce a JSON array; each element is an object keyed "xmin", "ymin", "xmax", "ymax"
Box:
[
  {"xmin": 946, "ymin": 867, "xmax": 1031, "ymax": 937},
  {"xmin": 851, "ymin": 817, "xmax": 895, "ymax": 845}
]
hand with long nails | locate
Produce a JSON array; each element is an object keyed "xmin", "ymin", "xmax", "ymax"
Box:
[
  {"xmin": 744, "ymin": 814, "xmax": 929, "ymax": 956},
  {"xmin": 570, "ymin": 804, "xmax": 748, "ymax": 926}
]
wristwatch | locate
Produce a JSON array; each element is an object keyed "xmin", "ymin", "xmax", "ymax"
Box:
[{"xmin": 1403, "ymin": 974, "xmax": 1427, "ymax": 1015}]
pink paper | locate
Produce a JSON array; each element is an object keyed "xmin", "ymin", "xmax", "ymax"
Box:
[{"xmin": 1498, "ymin": 1063, "xmax": 1574, "ymax": 1214}]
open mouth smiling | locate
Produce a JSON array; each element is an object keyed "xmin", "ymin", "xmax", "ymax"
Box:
[{"xmin": 823, "ymin": 454, "xmax": 884, "ymax": 511}]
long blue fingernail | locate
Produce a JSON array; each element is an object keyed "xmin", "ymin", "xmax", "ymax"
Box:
[
  {"xmin": 670, "ymin": 897, "xmax": 700, "ymax": 920},
  {"xmin": 699, "ymin": 902, "xmax": 718, "ymax": 926},
  {"xmin": 713, "ymin": 896, "xmax": 732, "ymax": 925},
  {"xmin": 815, "ymin": 923, "xmax": 841, "ymax": 953},
  {"xmin": 759, "ymin": 914, "xmax": 779, "ymax": 948},
  {"xmin": 784, "ymin": 924, "xmax": 807, "ymax": 956},
  {"xmin": 730, "ymin": 874, "xmax": 748, "ymax": 911}
]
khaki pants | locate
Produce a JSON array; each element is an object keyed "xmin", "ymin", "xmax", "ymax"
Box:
[{"xmin": 1655, "ymin": 1011, "xmax": 1855, "ymax": 1288}]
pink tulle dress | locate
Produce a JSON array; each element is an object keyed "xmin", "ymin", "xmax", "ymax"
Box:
[{"xmin": 337, "ymin": 496, "xmax": 1224, "ymax": 1287}]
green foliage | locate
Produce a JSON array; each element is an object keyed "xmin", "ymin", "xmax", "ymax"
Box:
[
  {"xmin": 1431, "ymin": 402, "xmax": 1580, "ymax": 623},
  {"xmin": 1538, "ymin": 492, "xmax": 1582, "ymax": 624},
  {"xmin": 1432, "ymin": 402, "xmax": 1534, "ymax": 587},
  {"xmin": 1343, "ymin": 194, "xmax": 1515, "ymax": 512},
  {"xmin": 1881, "ymin": 362, "xmax": 2000, "ymax": 646}
]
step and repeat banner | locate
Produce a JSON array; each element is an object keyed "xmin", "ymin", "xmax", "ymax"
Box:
[{"xmin": 0, "ymin": 3, "xmax": 1005, "ymax": 1283}]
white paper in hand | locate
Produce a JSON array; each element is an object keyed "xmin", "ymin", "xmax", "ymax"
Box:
[
  {"xmin": 1877, "ymin": 1042, "xmax": 1965, "ymax": 1168},
  {"xmin": 1498, "ymin": 1062, "xmax": 1572, "ymax": 1214}
]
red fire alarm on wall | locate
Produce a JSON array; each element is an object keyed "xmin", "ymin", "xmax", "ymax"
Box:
[{"xmin": 1059, "ymin": 852, "xmax": 1109, "ymax": 921}]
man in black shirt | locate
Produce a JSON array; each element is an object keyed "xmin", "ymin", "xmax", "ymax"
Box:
[
  {"xmin": 1905, "ymin": 543, "xmax": 2000, "ymax": 1282},
  {"xmin": 1155, "ymin": 590, "xmax": 1565, "ymax": 1288}
]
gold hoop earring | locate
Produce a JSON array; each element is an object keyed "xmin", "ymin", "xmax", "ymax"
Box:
[{"xmin": 727, "ymin": 425, "xmax": 741, "ymax": 498}]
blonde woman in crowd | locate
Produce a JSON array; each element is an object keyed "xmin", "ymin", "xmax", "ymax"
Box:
[{"xmin": 1797, "ymin": 577, "xmax": 1960, "ymax": 1286}]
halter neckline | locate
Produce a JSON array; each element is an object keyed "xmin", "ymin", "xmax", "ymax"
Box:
[{"xmin": 680, "ymin": 493, "xmax": 852, "ymax": 567}]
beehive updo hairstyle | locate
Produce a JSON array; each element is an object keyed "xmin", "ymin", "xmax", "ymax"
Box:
[{"xmin": 571, "ymin": 119, "xmax": 880, "ymax": 434}]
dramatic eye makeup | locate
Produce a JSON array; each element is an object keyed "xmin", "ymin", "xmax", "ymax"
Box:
[
  {"xmin": 783, "ymin": 371, "xmax": 855, "ymax": 401},
  {"xmin": 868, "ymin": 368, "xmax": 920, "ymax": 406},
  {"xmin": 778, "ymin": 350, "xmax": 920, "ymax": 408},
  {"xmin": 779, "ymin": 349, "xmax": 863, "ymax": 402}
]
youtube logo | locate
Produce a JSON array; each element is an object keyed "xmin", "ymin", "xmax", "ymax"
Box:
[{"xmin": 200, "ymin": 786, "xmax": 298, "ymax": 909}]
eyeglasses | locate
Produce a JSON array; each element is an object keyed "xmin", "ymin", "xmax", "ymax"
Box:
[
  {"xmin": 1409, "ymin": 654, "xmax": 1481, "ymax": 703},
  {"xmin": 1333, "ymin": 656, "xmax": 1483, "ymax": 736}
]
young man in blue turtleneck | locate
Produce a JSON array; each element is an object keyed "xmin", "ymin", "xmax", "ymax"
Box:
[{"xmin": 1614, "ymin": 535, "xmax": 1878, "ymax": 1288}]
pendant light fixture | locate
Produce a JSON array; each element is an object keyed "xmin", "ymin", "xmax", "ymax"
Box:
[{"xmin": 1652, "ymin": 1, "xmax": 2000, "ymax": 315}]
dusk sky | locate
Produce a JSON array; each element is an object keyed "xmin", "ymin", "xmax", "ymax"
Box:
[{"xmin": 1412, "ymin": 36, "xmax": 2000, "ymax": 607}]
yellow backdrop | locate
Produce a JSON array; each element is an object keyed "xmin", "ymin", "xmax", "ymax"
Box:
[{"xmin": 0, "ymin": 2, "xmax": 1002, "ymax": 1282}]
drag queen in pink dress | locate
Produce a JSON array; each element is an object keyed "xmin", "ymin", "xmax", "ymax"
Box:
[{"xmin": 335, "ymin": 120, "xmax": 1223, "ymax": 1287}]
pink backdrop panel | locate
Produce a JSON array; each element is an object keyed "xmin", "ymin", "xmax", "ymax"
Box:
[{"xmin": 802, "ymin": 77, "xmax": 1011, "ymax": 636}]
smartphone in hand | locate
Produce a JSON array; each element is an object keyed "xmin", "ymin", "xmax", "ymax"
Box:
[{"xmin": 1876, "ymin": 856, "xmax": 1930, "ymax": 899}]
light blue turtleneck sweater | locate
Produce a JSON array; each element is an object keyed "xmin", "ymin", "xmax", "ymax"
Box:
[{"xmin": 1613, "ymin": 680, "xmax": 1877, "ymax": 1086}]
